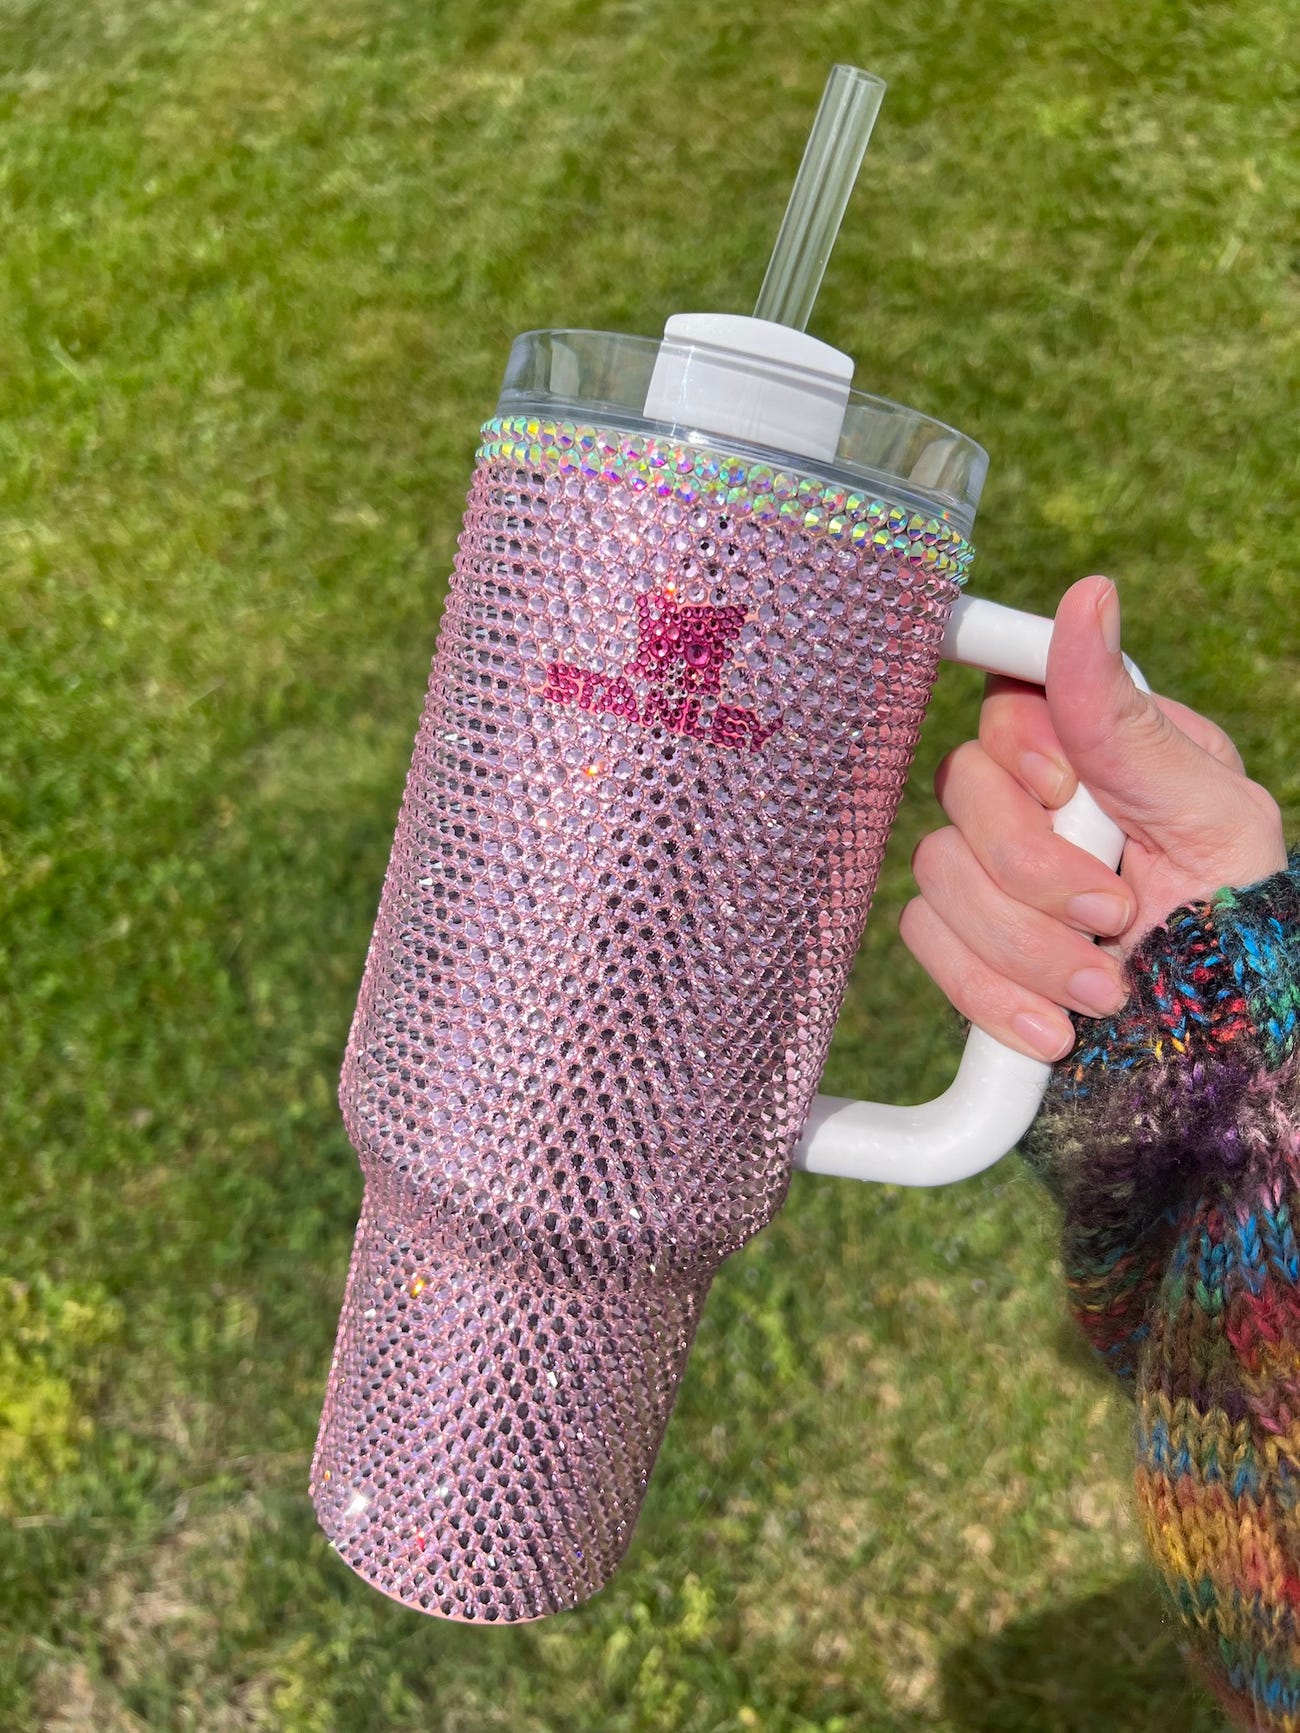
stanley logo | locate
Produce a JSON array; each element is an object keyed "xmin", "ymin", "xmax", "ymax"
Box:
[{"xmin": 543, "ymin": 590, "xmax": 781, "ymax": 753}]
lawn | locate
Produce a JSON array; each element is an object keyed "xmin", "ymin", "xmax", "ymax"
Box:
[{"xmin": 2, "ymin": 0, "xmax": 1296, "ymax": 1727}]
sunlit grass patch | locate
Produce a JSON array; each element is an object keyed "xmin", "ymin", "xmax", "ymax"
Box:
[{"xmin": 3, "ymin": 0, "xmax": 1293, "ymax": 1726}]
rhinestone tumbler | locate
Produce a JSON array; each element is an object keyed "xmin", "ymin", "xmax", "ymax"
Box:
[{"xmin": 311, "ymin": 322, "xmax": 1123, "ymax": 1622}]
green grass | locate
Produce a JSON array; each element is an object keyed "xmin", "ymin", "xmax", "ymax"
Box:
[{"xmin": 2, "ymin": 0, "xmax": 1296, "ymax": 1726}]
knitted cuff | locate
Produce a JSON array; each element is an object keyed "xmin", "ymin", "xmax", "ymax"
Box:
[
  {"xmin": 1022, "ymin": 854, "xmax": 1300, "ymax": 1381},
  {"xmin": 1028, "ymin": 852, "xmax": 1300, "ymax": 1176},
  {"xmin": 1062, "ymin": 850, "xmax": 1300, "ymax": 1098}
]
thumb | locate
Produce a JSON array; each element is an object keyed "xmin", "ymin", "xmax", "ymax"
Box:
[{"xmin": 1045, "ymin": 577, "xmax": 1243, "ymax": 858}]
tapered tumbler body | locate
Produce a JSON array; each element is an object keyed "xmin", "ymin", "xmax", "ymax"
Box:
[{"xmin": 312, "ymin": 412, "xmax": 974, "ymax": 1619}]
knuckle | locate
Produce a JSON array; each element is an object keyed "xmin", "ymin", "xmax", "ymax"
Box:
[
  {"xmin": 1201, "ymin": 719, "xmax": 1240, "ymax": 766},
  {"xmin": 1245, "ymin": 782, "xmax": 1285, "ymax": 840},
  {"xmin": 998, "ymin": 917, "xmax": 1065, "ymax": 982},
  {"xmin": 933, "ymin": 739, "xmax": 983, "ymax": 804},
  {"xmin": 910, "ymin": 826, "xmax": 956, "ymax": 890},
  {"xmin": 984, "ymin": 832, "xmax": 1051, "ymax": 896},
  {"xmin": 976, "ymin": 695, "xmax": 1021, "ymax": 766},
  {"xmin": 1120, "ymin": 693, "xmax": 1175, "ymax": 751},
  {"xmin": 1077, "ymin": 687, "xmax": 1169, "ymax": 762},
  {"xmin": 898, "ymin": 895, "xmax": 928, "ymax": 954},
  {"xmin": 943, "ymin": 952, "xmax": 1002, "ymax": 1027},
  {"xmin": 947, "ymin": 737, "xmax": 986, "ymax": 776}
]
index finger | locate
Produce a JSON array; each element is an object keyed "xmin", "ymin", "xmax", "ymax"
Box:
[{"xmin": 979, "ymin": 674, "xmax": 1079, "ymax": 810}]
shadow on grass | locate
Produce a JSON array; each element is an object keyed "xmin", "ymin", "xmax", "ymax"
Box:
[{"xmin": 940, "ymin": 1574, "xmax": 1225, "ymax": 1733}]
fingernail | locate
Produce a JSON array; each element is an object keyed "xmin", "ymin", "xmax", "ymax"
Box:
[
  {"xmin": 1012, "ymin": 1010, "xmax": 1076, "ymax": 1061},
  {"xmin": 1067, "ymin": 965, "xmax": 1129, "ymax": 1017},
  {"xmin": 1065, "ymin": 891, "xmax": 1132, "ymax": 937},
  {"xmin": 1096, "ymin": 579, "xmax": 1121, "ymax": 655},
  {"xmin": 1018, "ymin": 751, "xmax": 1071, "ymax": 807}
]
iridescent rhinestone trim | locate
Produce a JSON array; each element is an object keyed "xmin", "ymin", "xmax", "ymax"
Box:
[{"xmin": 478, "ymin": 416, "xmax": 976, "ymax": 584}]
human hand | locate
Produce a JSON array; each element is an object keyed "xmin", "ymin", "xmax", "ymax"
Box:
[{"xmin": 900, "ymin": 576, "xmax": 1288, "ymax": 1061}]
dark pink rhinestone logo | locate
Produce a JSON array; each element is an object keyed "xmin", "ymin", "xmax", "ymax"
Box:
[{"xmin": 542, "ymin": 587, "xmax": 782, "ymax": 751}]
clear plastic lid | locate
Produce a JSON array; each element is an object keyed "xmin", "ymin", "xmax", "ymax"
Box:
[{"xmin": 498, "ymin": 328, "xmax": 987, "ymax": 535}]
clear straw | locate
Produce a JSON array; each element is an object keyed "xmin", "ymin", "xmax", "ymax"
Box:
[{"xmin": 753, "ymin": 65, "xmax": 886, "ymax": 333}]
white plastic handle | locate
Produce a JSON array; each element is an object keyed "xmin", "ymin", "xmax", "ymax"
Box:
[{"xmin": 794, "ymin": 593, "xmax": 1144, "ymax": 1186}]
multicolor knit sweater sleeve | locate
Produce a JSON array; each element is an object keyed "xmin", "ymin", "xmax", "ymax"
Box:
[{"xmin": 1023, "ymin": 854, "xmax": 1300, "ymax": 1732}]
